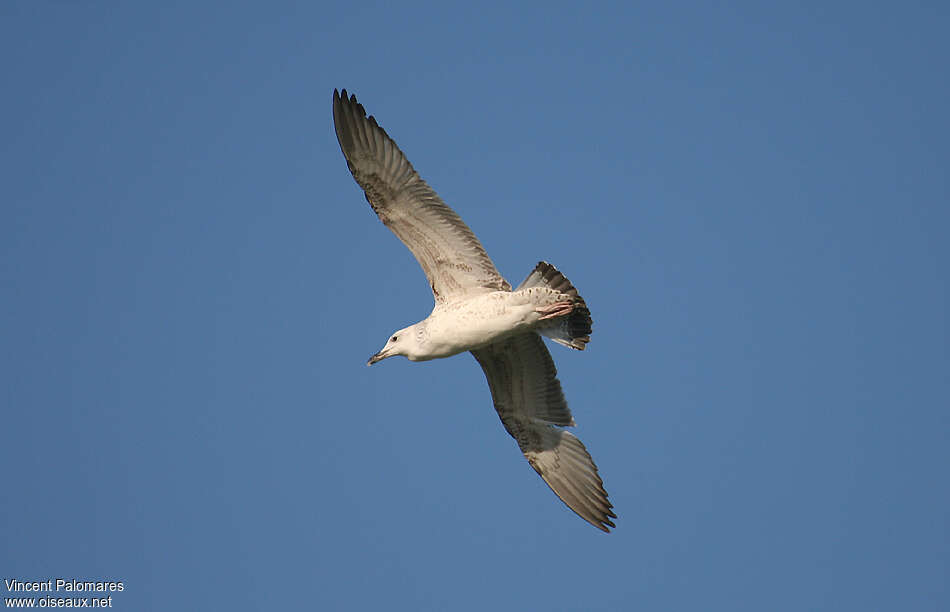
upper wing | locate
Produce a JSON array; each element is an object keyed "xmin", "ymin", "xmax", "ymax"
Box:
[
  {"xmin": 333, "ymin": 89, "xmax": 510, "ymax": 303},
  {"xmin": 471, "ymin": 333, "xmax": 616, "ymax": 532}
]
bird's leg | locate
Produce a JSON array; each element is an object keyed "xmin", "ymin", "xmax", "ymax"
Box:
[{"xmin": 536, "ymin": 301, "xmax": 574, "ymax": 320}]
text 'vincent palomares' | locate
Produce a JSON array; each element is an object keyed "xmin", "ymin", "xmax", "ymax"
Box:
[{"xmin": 4, "ymin": 579, "xmax": 124, "ymax": 593}]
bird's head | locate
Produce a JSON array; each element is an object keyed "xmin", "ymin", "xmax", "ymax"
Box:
[{"xmin": 367, "ymin": 324, "xmax": 419, "ymax": 365}]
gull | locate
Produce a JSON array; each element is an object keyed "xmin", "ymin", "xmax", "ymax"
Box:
[{"xmin": 332, "ymin": 89, "xmax": 616, "ymax": 532}]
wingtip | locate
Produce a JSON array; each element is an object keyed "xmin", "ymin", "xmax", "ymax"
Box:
[
  {"xmin": 590, "ymin": 507, "xmax": 617, "ymax": 533},
  {"xmin": 332, "ymin": 88, "xmax": 354, "ymax": 111},
  {"xmin": 334, "ymin": 88, "xmax": 359, "ymax": 105},
  {"xmin": 589, "ymin": 506, "xmax": 618, "ymax": 533}
]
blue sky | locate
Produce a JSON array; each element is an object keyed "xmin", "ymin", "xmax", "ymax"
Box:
[{"xmin": 2, "ymin": 1, "xmax": 948, "ymax": 610}]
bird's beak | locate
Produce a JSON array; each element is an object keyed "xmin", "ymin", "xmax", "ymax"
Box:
[{"xmin": 367, "ymin": 350, "xmax": 387, "ymax": 366}]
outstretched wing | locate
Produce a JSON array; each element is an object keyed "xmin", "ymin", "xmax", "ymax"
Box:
[
  {"xmin": 471, "ymin": 333, "xmax": 616, "ymax": 532},
  {"xmin": 333, "ymin": 89, "xmax": 510, "ymax": 303}
]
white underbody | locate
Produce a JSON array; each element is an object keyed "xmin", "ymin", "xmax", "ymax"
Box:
[{"xmin": 411, "ymin": 288, "xmax": 567, "ymax": 360}]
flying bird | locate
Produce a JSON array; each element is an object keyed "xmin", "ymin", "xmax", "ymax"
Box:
[{"xmin": 332, "ymin": 89, "xmax": 616, "ymax": 532}]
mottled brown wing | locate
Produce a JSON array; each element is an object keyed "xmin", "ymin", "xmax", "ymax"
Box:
[
  {"xmin": 471, "ymin": 333, "xmax": 616, "ymax": 532},
  {"xmin": 333, "ymin": 89, "xmax": 510, "ymax": 303}
]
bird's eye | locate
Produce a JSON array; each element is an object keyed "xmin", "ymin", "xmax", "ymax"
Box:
[{"xmin": 391, "ymin": 335, "xmax": 398, "ymax": 342}]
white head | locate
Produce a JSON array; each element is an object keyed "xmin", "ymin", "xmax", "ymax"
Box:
[{"xmin": 367, "ymin": 323, "xmax": 422, "ymax": 365}]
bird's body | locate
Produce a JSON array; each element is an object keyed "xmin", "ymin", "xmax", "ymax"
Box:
[
  {"xmin": 333, "ymin": 89, "xmax": 616, "ymax": 532},
  {"xmin": 395, "ymin": 287, "xmax": 582, "ymax": 361}
]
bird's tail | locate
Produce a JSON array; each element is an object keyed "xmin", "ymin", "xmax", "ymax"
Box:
[{"xmin": 516, "ymin": 262, "xmax": 592, "ymax": 350}]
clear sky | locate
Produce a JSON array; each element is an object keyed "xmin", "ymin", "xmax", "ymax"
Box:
[{"xmin": 2, "ymin": 1, "xmax": 948, "ymax": 610}]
